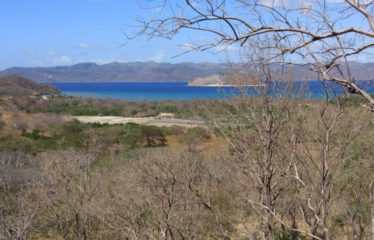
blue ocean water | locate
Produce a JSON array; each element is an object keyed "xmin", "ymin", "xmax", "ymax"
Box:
[{"xmin": 49, "ymin": 81, "xmax": 374, "ymax": 101}]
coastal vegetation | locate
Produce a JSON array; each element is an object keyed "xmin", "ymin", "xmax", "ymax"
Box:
[
  {"xmin": 6, "ymin": 93, "xmax": 208, "ymax": 119},
  {"xmin": 1, "ymin": 73, "xmax": 374, "ymax": 239}
]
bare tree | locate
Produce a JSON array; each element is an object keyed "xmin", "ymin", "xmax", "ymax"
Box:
[
  {"xmin": 0, "ymin": 152, "xmax": 43, "ymax": 240},
  {"xmin": 206, "ymin": 53, "xmax": 312, "ymax": 239},
  {"xmin": 41, "ymin": 149, "xmax": 103, "ymax": 240},
  {"xmin": 196, "ymin": 42, "xmax": 374, "ymax": 240},
  {"xmin": 96, "ymin": 148, "xmax": 233, "ymax": 240},
  {"xmin": 136, "ymin": 0, "xmax": 374, "ymax": 109}
]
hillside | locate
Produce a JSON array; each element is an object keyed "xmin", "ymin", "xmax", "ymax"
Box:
[
  {"xmin": 0, "ymin": 62, "xmax": 227, "ymax": 82},
  {"xmin": 0, "ymin": 75, "xmax": 59, "ymax": 96},
  {"xmin": 1, "ymin": 61, "xmax": 374, "ymax": 83}
]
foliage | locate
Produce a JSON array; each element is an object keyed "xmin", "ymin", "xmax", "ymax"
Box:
[
  {"xmin": 0, "ymin": 94, "xmax": 374, "ymax": 239},
  {"xmin": 24, "ymin": 129, "xmax": 41, "ymax": 140}
]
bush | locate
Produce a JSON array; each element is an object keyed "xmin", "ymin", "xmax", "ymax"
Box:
[
  {"xmin": 62, "ymin": 119, "xmax": 86, "ymax": 133},
  {"xmin": 160, "ymin": 105, "xmax": 178, "ymax": 113},
  {"xmin": 24, "ymin": 129, "xmax": 41, "ymax": 140},
  {"xmin": 141, "ymin": 125, "xmax": 167, "ymax": 146},
  {"xmin": 0, "ymin": 134, "xmax": 39, "ymax": 154},
  {"xmin": 119, "ymin": 123, "xmax": 167, "ymax": 148},
  {"xmin": 89, "ymin": 122, "xmax": 110, "ymax": 128},
  {"xmin": 182, "ymin": 127, "xmax": 210, "ymax": 143},
  {"xmin": 160, "ymin": 125, "xmax": 185, "ymax": 136},
  {"xmin": 180, "ymin": 127, "xmax": 211, "ymax": 151},
  {"xmin": 119, "ymin": 123, "xmax": 143, "ymax": 148}
]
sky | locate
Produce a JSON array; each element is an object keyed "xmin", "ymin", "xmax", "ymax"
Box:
[
  {"xmin": 1, "ymin": 0, "xmax": 372, "ymax": 70},
  {"xmin": 0, "ymin": 0, "xmax": 237, "ymax": 70}
]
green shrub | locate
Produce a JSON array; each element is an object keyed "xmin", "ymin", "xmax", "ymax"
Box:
[
  {"xmin": 24, "ymin": 129, "xmax": 41, "ymax": 140},
  {"xmin": 0, "ymin": 134, "xmax": 39, "ymax": 154},
  {"xmin": 62, "ymin": 119, "xmax": 86, "ymax": 133},
  {"xmin": 90, "ymin": 122, "xmax": 110, "ymax": 128},
  {"xmin": 119, "ymin": 123, "xmax": 143, "ymax": 148},
  {"xmin": 160, "ymin": 125, "xmax": 185, "ymax": 136},
  {"xmin": 160, "ymin": 105, "xmax": 178, "ymax": 113},
  {"xmin": 141, "ymin": 125, "xmax": 167, "ymax": 146},
  {"xmin": 118, "ymin": 123, "xmax": 167, "ymax": 148}
]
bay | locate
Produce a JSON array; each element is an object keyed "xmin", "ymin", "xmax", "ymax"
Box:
[{"xmin": 49, "ymin": 81, "xmax": 374, "ymax": 101}]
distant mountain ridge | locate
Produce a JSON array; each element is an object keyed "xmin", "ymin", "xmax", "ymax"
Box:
[
  {"xmin": 1, "ymin": 61, "xmax": 373, "ymax": 82},
  {"xmin": 0, "ymin": 62, "xmax": 227, "ymax": 82}
]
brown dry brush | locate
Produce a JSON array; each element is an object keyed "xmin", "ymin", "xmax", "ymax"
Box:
[
  {"xmin": 207, "ymin": 58, "xmax": 308, "ymax": 239},
  {"xmin": 205, "ymin": 52, "xmax": 374, "ymax": 240},
  {"xmin": 92, "ymin": 148, "xmax": 236, "ymax": 240},
  {"xmin": 0, "ymin": 99, "xmax": 373, "ymax": 239},
  {"xmin": 0, "ymin": 152, "xmax": 44, "ymax": 240}
]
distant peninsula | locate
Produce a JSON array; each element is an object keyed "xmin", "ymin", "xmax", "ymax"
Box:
[
  {"xmin": 0, "ymin": 75, "xmax": 59, "ymax": 96},
  {"xmin": 1, "ymin": 61, "xmax": 374, "ymax": 83},
  {"xmin": 188, "ymin": 74, "xmax": 265, "ymax": 87}
]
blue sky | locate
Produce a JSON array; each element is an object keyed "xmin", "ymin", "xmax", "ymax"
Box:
[
  {"xmin": 1, "ymin": 0, "xmax": 372, "ymax": 70},
  {"xmin": 0, "ymin": 0, "xmax": 236, "ymax": 70}
]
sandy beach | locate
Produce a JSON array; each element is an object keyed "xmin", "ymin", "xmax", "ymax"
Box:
[{"xmin": 71, "ymin": 115, "xmax": 204, "ymax": 128}]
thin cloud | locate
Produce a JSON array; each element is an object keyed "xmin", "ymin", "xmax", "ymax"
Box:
[
  {"xmin": 77, "ymin": 43, "xmax": 90, "ymax": 49},
  {"xmin": 54, "ymin": 55, "xmax": 73, "ymax": 65},
  {"xmin": 149, "ymin": 50, "xmax": 165, "ymax": 62},
  {"xmin": 75, "ymin": 42, "xmax": 107, "ymax": 52}
]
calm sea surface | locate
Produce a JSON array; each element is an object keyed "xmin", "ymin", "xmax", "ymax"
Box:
[{"xmin": 49, "ymin": 81, "xmax": 374, "ymax": 101}]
